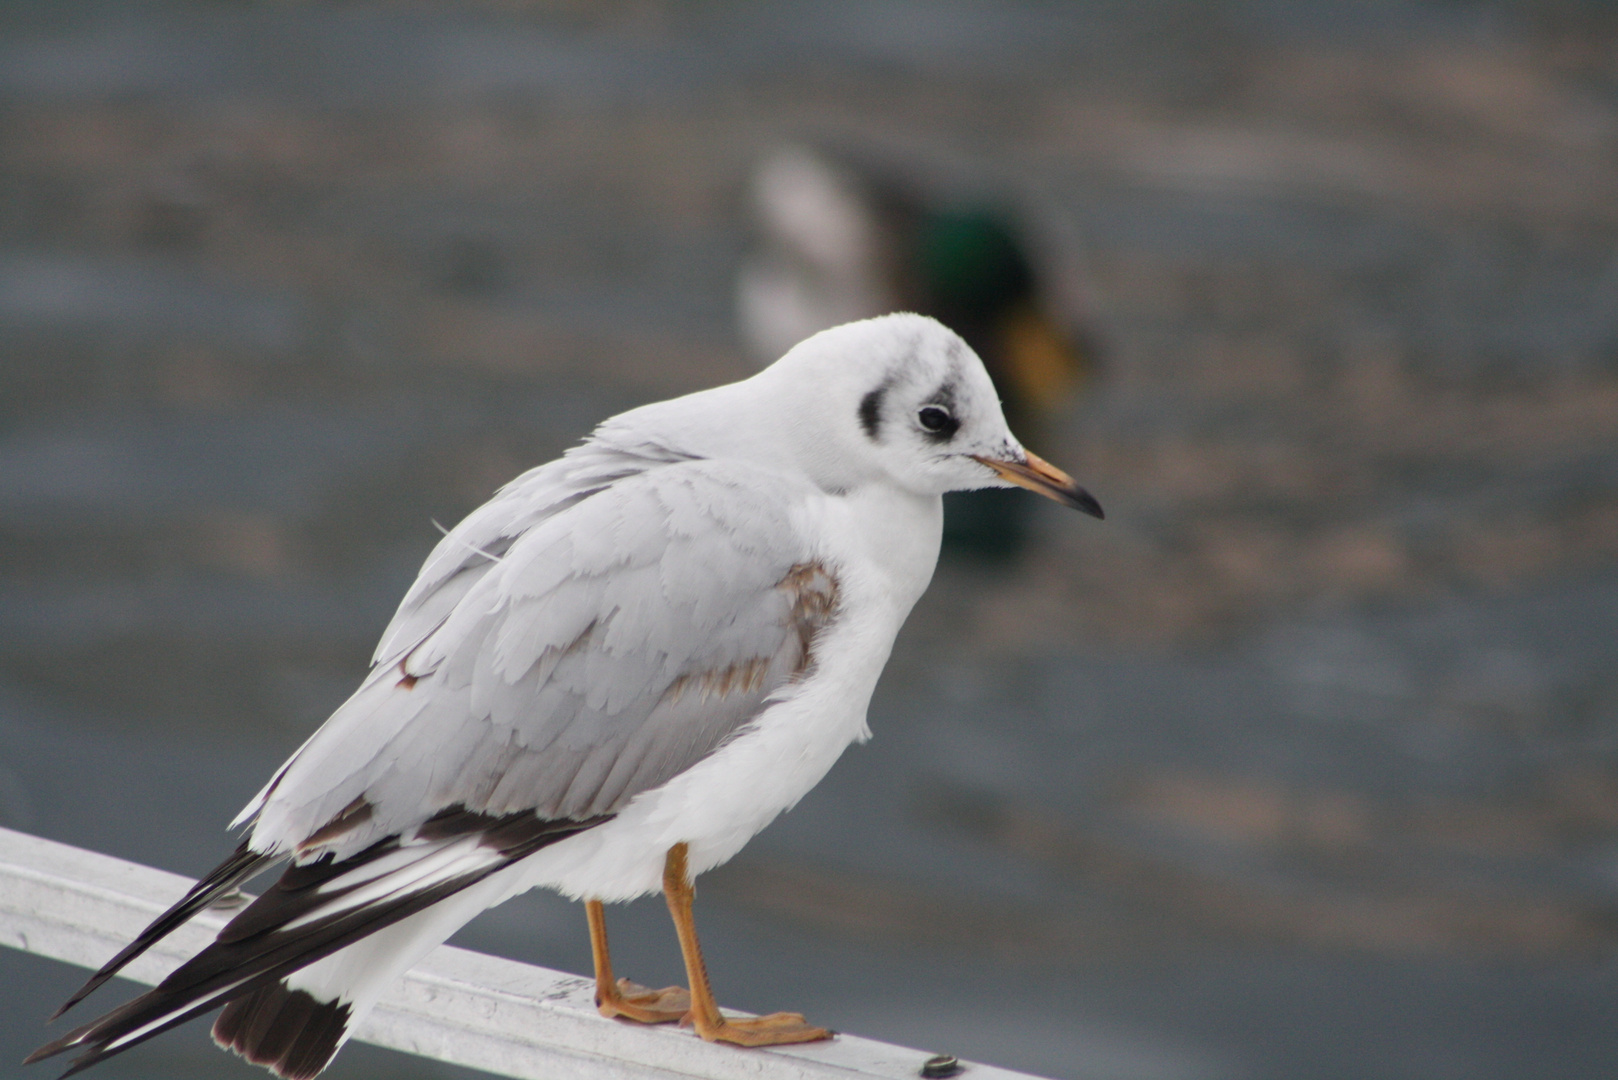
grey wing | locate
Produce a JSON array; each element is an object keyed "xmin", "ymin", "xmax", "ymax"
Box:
[
  {"xmin": 243, "ymin": 457, "xmax": 838, "ymax": 859},
  {"xmin": 370, "ymin": 438, "xmax": 684, "ymax": 672}
]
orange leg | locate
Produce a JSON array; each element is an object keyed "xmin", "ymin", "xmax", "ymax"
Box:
[
  {"xmin": 587, "ymin": 898, "xmax": 690, "ymax": 1024},
  {"xmin": 662, "ymin": 842, "xmax": 833, "ymax": 1046}
]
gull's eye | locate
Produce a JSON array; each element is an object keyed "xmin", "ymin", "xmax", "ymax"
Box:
[{"xmin": 917, "ymin": 406, "xmax": 956, "ymax": 435}]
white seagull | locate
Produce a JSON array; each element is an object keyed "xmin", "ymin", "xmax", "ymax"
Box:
[{"xmin": 30, "ymin": 313, "xmax": 1101, "ymax": 1079}]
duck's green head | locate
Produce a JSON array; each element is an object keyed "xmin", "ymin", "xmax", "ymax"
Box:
[{"xmin": 916, "ymin": 209, "xmax": 1034, "ymax": 319}]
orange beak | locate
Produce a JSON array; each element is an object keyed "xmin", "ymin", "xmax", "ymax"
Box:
[{"xmin": 971, "ymin": 450, "xmax": 1104, "ymax": 519}]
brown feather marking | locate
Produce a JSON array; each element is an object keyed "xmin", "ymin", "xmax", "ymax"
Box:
[
  {"xmin": 655, "ymin": 563, "xmax": 838, "ymax": 709},
  {"xmin": 779, "ymin": 560, "xmax": 840, "ymax": 678},
  {"xmin": 663, "ymin": 671, "xmax": 691, "ymax": 704}
]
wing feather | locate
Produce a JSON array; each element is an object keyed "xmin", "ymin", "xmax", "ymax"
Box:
[{"xmin": 248, "ymin": 452, "xmax": 838, "ymax": 855}]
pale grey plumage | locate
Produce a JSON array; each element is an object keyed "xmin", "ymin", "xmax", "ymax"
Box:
[{"xmin": 243, "ymin": 438, "xmax": 838, "ymax": 863}]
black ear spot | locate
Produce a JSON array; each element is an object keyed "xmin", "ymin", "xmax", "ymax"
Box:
[
  {"xmin": 858, "ymin": 387, "xmax": 885, "ymax": 440},
  {"xmin": 917, "ymin": 405, "xmax": 959, "ymax": 441}
]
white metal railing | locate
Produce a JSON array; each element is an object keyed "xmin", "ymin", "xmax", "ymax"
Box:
[{"xmin": 0, "ymin": 827, "xmax": 1039, "ymax": 1080}]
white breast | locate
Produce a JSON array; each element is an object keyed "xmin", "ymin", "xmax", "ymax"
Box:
[{"xmin": 505, "ymin": 482, "xmax": 943, "ymax": 903}]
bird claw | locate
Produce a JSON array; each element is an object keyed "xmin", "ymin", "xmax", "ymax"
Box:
[
  {"xmin": 597, "ymin": 979, "xmax": 691, "ymax": 1024},
  {"xmin": 695, "ymin": 1011, "xmax": 834, "ymax": 1046}
]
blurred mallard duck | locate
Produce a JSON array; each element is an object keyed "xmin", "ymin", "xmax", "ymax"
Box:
[{"xmin": 737, "ymin": 144, "xmax": 1098, "ymax": 561}]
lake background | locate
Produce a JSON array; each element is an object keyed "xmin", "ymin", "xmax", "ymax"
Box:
[{"xmin": 2, "ymin": 2, "xmax": 1618, "ymax": 1079}]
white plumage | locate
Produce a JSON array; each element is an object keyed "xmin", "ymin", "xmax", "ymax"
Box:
[{"xmin": 31, "ymin": 313, "xmax": 1100, "ymax": 1079}]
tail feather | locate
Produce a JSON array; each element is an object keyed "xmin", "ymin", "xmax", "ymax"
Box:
[
  {"xmin": 51, "ymin": 841, "xmax": 281, "ymax": 1020},
  {"xmin": 28, "ymin": 806, "xmax": 610, "ymax": 1077},
  {"xmin": 213, "ymin": 983, "xmax": 352, "ymax": 1080}
]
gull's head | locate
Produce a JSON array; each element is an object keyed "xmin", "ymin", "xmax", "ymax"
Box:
[{"xmin": 756, "ymin": 313, "xmax": 1103, "ymax": 517}]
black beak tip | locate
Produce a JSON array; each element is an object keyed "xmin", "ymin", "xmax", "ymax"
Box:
[{"xmin": 1069, "ymin": 488, "xmax": 1104, "ymax": 519}]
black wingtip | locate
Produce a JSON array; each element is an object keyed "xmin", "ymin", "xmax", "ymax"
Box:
[
  {"xmin": 48, "ymin": 977, "xmax": 105, "ymax": 1023},
  {"xmin": 23, "ymin": 1036, "xmax": 72, "ymax": 1066},
  {"xmin": 30, "ymin": 813, "xmax": 610, "ymax": 1078},
  {"xmin": 55, "ymin": 1049, "xmax": 104, "ymax": 1080},
  {"xmin": 25, "ymin": 1011, "xmax": 102, "ymax": 1068},
  {"xmin": 45, "ymin": 842, "xmax": 278, "ymax": 1023}
]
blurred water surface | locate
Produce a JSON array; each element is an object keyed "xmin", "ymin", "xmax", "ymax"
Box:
[{"xmin": 3, "ymin": 3, "xmax": 1618, "ymax": 1079}]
